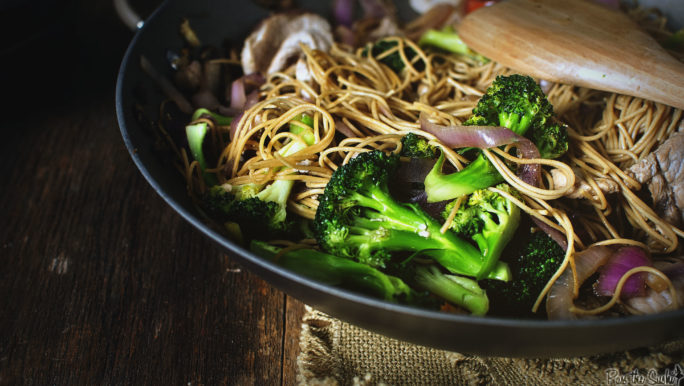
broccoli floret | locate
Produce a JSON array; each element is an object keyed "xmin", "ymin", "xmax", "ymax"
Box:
[
  {"xmin": 314, "ymin": 150, "xmax": 504, "ymax": 280},
  {"xmin": 482, "ymin": 231, "xmax": 565, "ymax": 317},
  {"xmin": 198, "ymin": 114, "xmax": 316, "ymax": 241},
  {"xmin": 400, "ymin": 132, "xmax": 439, "ymax": 159},
  {"xmin": 202, "ymin": 184, "xmax": 292, "ymax": 241},
  {"xmin": 424, "ymin": 74, "xmax": 564, "ymax": 202},
  {"xmin": 468, "ymin": 75, "xmax": 553, "ymax": 132},
  {"xmin": 251, "ymin": 240, "xmax": 417, "ymax": 303},
  {"xmin": 442, "ymin": 184, "xmax": 520, "ymax": 279},
  {"xmin": 418, "ymin": 26, "xmax": 488, "ymax": 63},
  {"xmin": 362, "ymin": 39, "xmax": 421, "ymax": 73},
  {"xmin": 529, "ymin": 120, "xmax": 569, "ymax": 160},
  {"xmin": 413, "ymin": 266, "xmax": 489, "ymax": 316}
]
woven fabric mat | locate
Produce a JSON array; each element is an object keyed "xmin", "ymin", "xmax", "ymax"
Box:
[{"xmin": 296, "ymin": 306, "xmax": 684, "ymax": 385}]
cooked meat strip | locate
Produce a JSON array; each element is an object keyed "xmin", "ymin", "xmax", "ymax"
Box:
[
  {"xmin": 627, "ymin": 131, "xmax": 684, "ymax": 227},
  {"xmin": 241, "ymin": 13, "xmax": 333, "ymax": 75}
]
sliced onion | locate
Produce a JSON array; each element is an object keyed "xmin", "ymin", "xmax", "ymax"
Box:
[
  {"xmin": 594, "ymin": 246, "xmax": 651, "ymax": 298},
  {"xmin": 334, "ymin": 119, "xmax": 357, "ymax": 138},
  {"xmin": 333, "ymin": 0, "xmax": 355, "ymax": 27},
  {"xmin": 546, "ymin": 245, "xmax": 615, "ymax": 320},
  {"xmin": 230, "ymin": 76, "xmax": 246, "ymax": 110},
  {"xmin": 229, "ymin": 112, "xmax": 245, "ymax": 140},
  {"xmin": 217, "ymin": 105, "xmax": 242, "ymax": 117},
  {"xmin": 419, "ymin": 113, "xmax": 541, "ymax": 185},
  {"xmin": 532, "ymin": 218, "xmax": 568, "ymax": 251},
  {"xmin": 335, "ymin": 25, "xmax": 356, "ymax": 47},
  {"xmin": 626, "ymin": 257, "xmax": 684, "ymax": 314},
  {"xmin": 359, "ymin": 0, "xmax": 391, "ymax": 19},
  {"xmin": 245, "ymin": 90, "xmax": 260, "ymax": 110},
  {"xmin": 230, "ymin": 73, "xmax": 265, "ymax": 110},
  {"xmin": 420, "ymin": 114, "xmax": 520, "ymax": 148}
]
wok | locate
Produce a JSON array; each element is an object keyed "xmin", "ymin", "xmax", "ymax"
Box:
[{"xmin": 115, "ymin": 0, "xmax": 684, "ymax": 357}]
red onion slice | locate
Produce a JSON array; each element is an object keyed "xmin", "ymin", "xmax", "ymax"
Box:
[
  {"xmin": 419, "ymin": 113, "xmax": 541, "ymax": 186},
  {"xmin": 333, "ymin": 0, "xmax": 355, "ymax": 27},
  {"xmin": 230, "ymin": 79, "xmax": 245, "ymax": 110},
  {"xmin": 419, "ymin": 115, "xmax": 560, "ymax": 248},
  {"xmin": 229, "ymin": 112, "xmax": 245, "ymax": 141},
  {"xmin": 594, "ymin": 246, "xmax": 651, "ymax": 298},
  {"xmin": 230, "ymin": 73, "xmax": 265, "ymax": 110},
  {"xmin": 547, "ymin": 245, "xmax": 615, "ymax": 320},
  {"xmin": 532, "ymin": 218, "xmax": 568, "ymax": 251},
  {"xmin": 334, "ymin": 119, "xmax": 357, "ymax": 138}
]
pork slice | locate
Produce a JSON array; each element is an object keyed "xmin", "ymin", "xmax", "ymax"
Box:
[
  {"xmin": 241, "ymin": 13, "xmax": 333, "ymax": 76},
  {"xmin": 627, "ymin": 131, "xmax": 684, "ymax": 227}
]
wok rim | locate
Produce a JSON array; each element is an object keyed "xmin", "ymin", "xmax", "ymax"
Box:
[{"xmin": 115, "ymin": 0, "xmax": 684, "ymax": 356}]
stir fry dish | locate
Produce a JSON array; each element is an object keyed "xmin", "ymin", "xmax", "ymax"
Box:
[{"xmin": 138, "ymin": 0, "xmax": 684, "ymax": 319}]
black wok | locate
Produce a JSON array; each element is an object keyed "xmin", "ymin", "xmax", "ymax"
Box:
[{"xmin": 115, "ymin": 0, "xmax": 684, "ymax": 357}]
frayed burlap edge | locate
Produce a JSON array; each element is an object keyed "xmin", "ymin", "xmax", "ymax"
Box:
[{"xmin": 296, "ymin": 306, "xmax": 684, "ymax": 386}]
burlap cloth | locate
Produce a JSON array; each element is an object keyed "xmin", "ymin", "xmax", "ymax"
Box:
[{"xmin": 296, "ymin": 306, "xmax": 684, "ymax": 385}]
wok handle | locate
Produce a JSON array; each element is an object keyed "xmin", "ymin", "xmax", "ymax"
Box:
[{"xmin": 113, "ymin": 0, "xmax": 144, "ymax": 31}]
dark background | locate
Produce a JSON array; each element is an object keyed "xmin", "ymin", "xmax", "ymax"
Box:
[{"xmin": 0, "ymin": 0, "xmax": 305, "ymax": 384}]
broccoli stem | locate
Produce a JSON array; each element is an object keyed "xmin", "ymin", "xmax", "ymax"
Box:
[
  {"xmin": 185, "ymin": 122, "xmax": 218, "ymax": 185},
  {"xmin": 499, "ymin": 112, "xmax": 532, "ymax": 134},
  {"xmin": 424, "ymin": 153, "xmax": 502, "ymax": 202},
  {"xmin": 473, "ymin": 205, "xmax": 520, "ymax": 278},
  {"xmin": 414, "ymin": 266, "xmax": 489, "ymax": 316},
  {"xmin": 251, "ymin": 241, "xmax": 415, "ymax": 302},
  {"xmin": 418, "ymin": 27, "xmax": 488, "ymax": 63},
  {"xmin": 289, "ymin": 114, "xmax": 316, "ymax": 146},
  {"xmin": 350, "ymin": 186, "xmax": 485, "ymax": 277},
  {"xmin": 191, "ymin": 108, "xmax": 233, "ymax": 125},
  {"xmin": 252, "ymin": 114, "xmax": 315, "ymax": 208}
]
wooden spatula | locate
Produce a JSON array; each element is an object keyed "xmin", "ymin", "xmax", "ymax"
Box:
[{"xmin": 458, "ymin": 0, "xmax": 684, "ymax": 110}]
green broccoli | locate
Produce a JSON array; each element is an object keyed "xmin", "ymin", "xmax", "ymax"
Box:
[
  {"xmin": 185, "ymin": 108, "xmax": 235, "ymax": 185},
  {"xmin": 198, "ymin": 114, "xmax": 316, "ymax": 241},
  {"xmin": 362, "ymin": 39, "xmax": 421, "ymax": 73},
  {"xmin": 289, "ymin": 113, "xmax": 316, "ymax": 146},
  {"xmin": 252, "ymin": 241, "xmax": 491, "ymax": 314},
  {"xmin": 313, "ymin": 150, "xmax": 509, "ymax": 281},
  {"xmin": 400, "ymin": 132, "xmax": 439, "ymax": 159},
  {"xmin": 482, "ymin": 231, "xmax": 565, "ymax": 317},
  {"xmin": 530, "ymin": 120, "xmax": 569, "ymax": 160},
  {"xmin": 202, "ymin": 183, "xmax": 294, "ymax": 242},
  {"xmin": 418, "ymin": 26, "xmax": 488, "ymax": 63},
  {"xmin": 442, "ymin": 184, "xmax": 519, "ymax": 279},
  {"xmin": 186, "ymin": 121, "xmax": 218, "ymax": 185},
  {"xmin": 424, "ymin": 74, "xmax": 566, "ymax": 202},
  {"xmin": 413, "ymin": 265, "xmax": 489, "ymax": 316},
  {"xmin": 191, "ymin": 108, "xmax": 233, "ymax": 125},
  {"xmin": 251, "ymin": 240, "xmax": 416, "ymax": 302}
]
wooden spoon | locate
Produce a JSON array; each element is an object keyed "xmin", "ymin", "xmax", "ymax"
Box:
[{"xmin": 458, "ymin": 0, "xmax": 684, "ymax": 110}]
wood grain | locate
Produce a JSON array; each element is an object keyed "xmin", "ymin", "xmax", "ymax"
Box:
[
  {"xmin": 0, "ymin": 0, "xmax": 300, "ymax": 384},
  {"xmin": 459, "ymin": 0, "xmax": 684, "ymax": 110}
]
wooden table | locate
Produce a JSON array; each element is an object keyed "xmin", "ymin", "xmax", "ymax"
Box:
[{"xmin": 0, "ymin": 0, "xmax": 305, "ymax": 383}]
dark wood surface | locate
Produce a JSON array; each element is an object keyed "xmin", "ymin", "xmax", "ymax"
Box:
[{"xmin": 0, "ymin": 1, "xmax": 305, "ymax": 384}]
